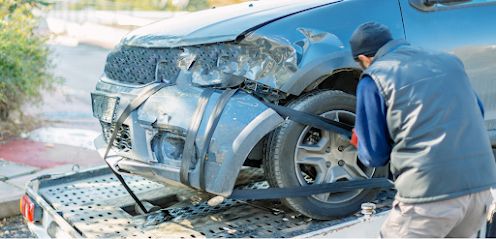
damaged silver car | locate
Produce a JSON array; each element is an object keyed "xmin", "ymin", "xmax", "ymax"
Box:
[{"xmin": 92, "ymin": 0, "xmax": 496, "ymax": 219}]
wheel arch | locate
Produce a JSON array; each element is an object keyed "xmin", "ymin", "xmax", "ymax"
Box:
[
  {"xmin": 279, "ymin": 49, "xmax": 362, "ymax": 96},
  {"xmin": 311, "ymin": 68, "xmax": 362, "ymax": 96},
  {"xmin": 207, "ymin": 108, "xmax": 284, "ymax": 196}
]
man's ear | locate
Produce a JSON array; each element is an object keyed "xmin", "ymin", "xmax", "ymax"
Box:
[
  {"xmin": 358, "ymin": 54, "xmax": 372, "ymax": 68},
  {"xmin": 357, "ymin": 55, "xmax": 370, "ymax": 63}
]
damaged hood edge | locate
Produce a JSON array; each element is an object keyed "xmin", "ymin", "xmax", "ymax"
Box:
[{"xmin": 123, "ymin": 0, "xmax": 342, "ymax": 48}]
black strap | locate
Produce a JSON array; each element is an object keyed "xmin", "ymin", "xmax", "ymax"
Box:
[
  {"xmin": 231, "ymin": 178, "xmax": 394, "ymax": 200},
  {"xmin": 198, "ymin": 89, "xmax": 238, "ymax": 190},
  {"xmin": 227, "ymin": 101, "xmax": 393, "ymax": 200},
  {"xmin": 102, "ymin": 85, "xmax": 391, "ymax": 207},
  {"xmin": 103, "ymin": 83, "xmax": 168, "ymax": 214},
  {"xmin": 264, "ymin": 102, "xmax": 353, "ymax": 138},
  {"xmin": 180, "ymin": 89, "xmax": 214, "ymax": 185},
  {"xmin": 190, "ymin": 92, "xmax": 384, "ymax": 198}
]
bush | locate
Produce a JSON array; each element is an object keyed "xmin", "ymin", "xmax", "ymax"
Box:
[{"xmin": 0, "ymin": 0, "xmax": 54, "ymax": 121}]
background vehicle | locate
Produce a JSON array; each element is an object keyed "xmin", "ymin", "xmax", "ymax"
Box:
[{"xmin": 91, "ymin": 0, "xmax": 496, "ymax": 219}]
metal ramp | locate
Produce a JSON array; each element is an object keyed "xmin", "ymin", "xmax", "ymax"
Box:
[{"xmin": 31, "ymin": 166, "xmax": 394, "ymax": 238}]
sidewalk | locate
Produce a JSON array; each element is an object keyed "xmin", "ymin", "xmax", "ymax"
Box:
[{"xmin": 0, "ymin": 135, "xmax": 103, "ymax": 218}]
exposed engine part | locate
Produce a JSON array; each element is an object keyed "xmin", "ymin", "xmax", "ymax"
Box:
[{"xmin": 242, "ymin": 79, "xmax": 288, "ymax": 102}]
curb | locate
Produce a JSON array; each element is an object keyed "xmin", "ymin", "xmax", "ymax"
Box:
[
  {"xmin": 0, "ymin": 182, "xmax": 24, "ymax": 219},
  {"xmin": 0, "ymin": 164, "xmax": 78, "ymax": 219}
]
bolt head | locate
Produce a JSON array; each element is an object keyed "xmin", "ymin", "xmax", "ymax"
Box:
[{"xmin": 338, "ymin": 160, "xmax": 345, "ymax": 166}]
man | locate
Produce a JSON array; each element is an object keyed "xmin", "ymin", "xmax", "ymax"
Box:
[{"xmin": 349, "ymin": 22, "xmax": 496, "ymax": 237}]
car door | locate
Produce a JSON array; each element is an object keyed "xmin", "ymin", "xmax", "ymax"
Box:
[{"xmin": 397, "ymin": 0, "xmax": 496, "ymax": 146}]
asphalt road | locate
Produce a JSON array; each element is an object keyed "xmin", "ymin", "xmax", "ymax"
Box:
[{"xmin": 0, "ymin": 216, "xmax": 35, "ymax": 238}]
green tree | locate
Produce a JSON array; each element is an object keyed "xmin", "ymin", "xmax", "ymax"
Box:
[{"xmin": 0, "ymin": 0, "xmax": 54, "ymax": 120}]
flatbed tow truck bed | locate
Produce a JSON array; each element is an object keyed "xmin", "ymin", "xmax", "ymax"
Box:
[{"xmin": 24, "ymin": 166, "xmax": 395, "ymax": 238}]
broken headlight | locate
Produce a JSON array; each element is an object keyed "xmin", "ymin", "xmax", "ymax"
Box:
[{"xmin": 188, "ymin": 35, "xmax": 298, "ymax": 89}]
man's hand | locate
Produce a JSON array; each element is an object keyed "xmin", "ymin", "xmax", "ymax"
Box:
[{"xmin": 350, "ymin": 128, "xmax": 358, "ymax": 148}]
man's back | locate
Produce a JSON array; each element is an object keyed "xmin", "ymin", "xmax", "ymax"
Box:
[
  {"xmin": 351, "ymin": 21, "xmax": 496, "ymax": 237},
  {"xmin": 363, "ymin": 40, "xmax": 496, "ymax": 203}
]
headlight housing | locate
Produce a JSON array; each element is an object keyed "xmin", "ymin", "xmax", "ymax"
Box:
[
  {"xmin": 188, "ymin": 35, "xmax": 298, "ymax": 89},
  {"xmin": 151, "ymin": 132, "xmax": 185, "ymax": 164}
]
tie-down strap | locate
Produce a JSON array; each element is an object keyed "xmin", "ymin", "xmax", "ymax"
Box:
[
  {"xmin": 179, "ymin": 89, "xmax": 238, "ymax": 189},
  {"xmin": 179, "ymin": 89, "xmax": 215, "ymax": 185},
  {"xmin": 104, "ymin": 86, "xmax": 392, "ymax": 205},
  {"xmin": 263, "ymin": 101, "xmax": 353, "ymax": 138},
  {"xmin": 102, "ymin": 83, "xmax": 169, "ymax": 214},
  {"xmin": 231, "ymin": 178, "xmax": 393, "ymax": 200},
  {"xmin": 178, "ymin": 89, "xmax": 393, "ymax": 198}
]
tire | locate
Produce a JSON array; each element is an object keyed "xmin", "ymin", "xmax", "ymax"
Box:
[{"xmin": 263, "ymin": 90, "xmax": 387, "ymax": 220}]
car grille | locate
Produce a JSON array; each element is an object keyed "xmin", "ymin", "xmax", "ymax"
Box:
[
  {"xmin": 103, "ymin": 44, "xmax": 239, "ymax": 86},
  {"xmin": 100, "ymin": 122, "xmax": 132, "ymax": 152},
  {"xmin": 104, "ymin": 46, "xmax": 182, "ymax": 85}
]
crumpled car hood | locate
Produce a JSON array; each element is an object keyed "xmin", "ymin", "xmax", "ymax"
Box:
[{"xmin": 122, "ymin": 0, "xmax": 341, "ymax": 48}]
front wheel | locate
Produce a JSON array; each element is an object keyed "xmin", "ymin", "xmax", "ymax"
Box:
[{"xmin": 263, "ymin": 90, "xmax": 387, "ymax": 220}]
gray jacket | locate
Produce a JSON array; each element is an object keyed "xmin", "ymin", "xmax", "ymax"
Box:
[{"xmin": 363, "ymin": 40, "xmax": 496, "ymax": 203}]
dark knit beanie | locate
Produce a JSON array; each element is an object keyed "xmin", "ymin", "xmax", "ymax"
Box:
[{"xmin": 350, "ymin": 22, "xmax": 392, "ymax": 60}]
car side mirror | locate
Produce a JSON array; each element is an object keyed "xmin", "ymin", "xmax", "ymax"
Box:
[{"xmin": 409, "ymin": 0, "xmax": 471, "ymax": 11}]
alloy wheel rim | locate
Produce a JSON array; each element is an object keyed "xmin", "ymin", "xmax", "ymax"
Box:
[{"xmin": 293, "ymin": 110, "xmax": 375, "ymax": 204}]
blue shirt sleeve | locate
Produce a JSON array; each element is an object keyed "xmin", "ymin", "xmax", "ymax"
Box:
[{"xmin": 355, "ymin": 76, "xmax": 392, "ymax": 167}]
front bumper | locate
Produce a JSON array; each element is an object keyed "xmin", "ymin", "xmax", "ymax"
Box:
[{"xmin": 92, "ymin": 72, "xmax": 283, "ymax": 196}]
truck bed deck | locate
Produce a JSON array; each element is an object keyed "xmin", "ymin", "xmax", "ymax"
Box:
[{"xmin": 25, "ymin": 166, "xmax": 394, "ymax": 238}]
